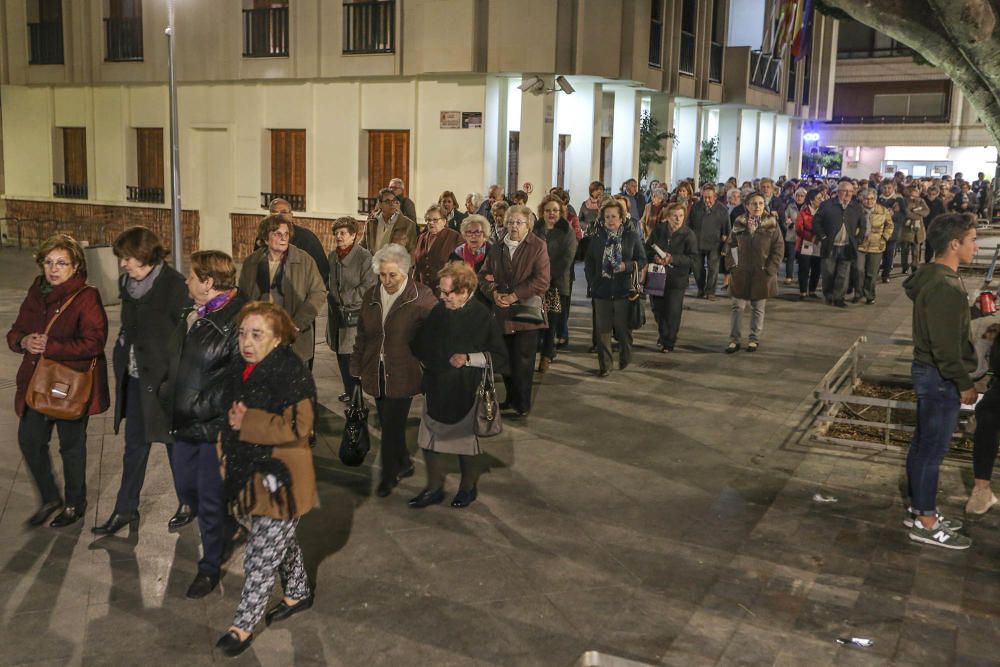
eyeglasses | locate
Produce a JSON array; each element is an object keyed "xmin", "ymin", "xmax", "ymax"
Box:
[
  {"xmin": 424, "ymin": 217, "xmax": 444, "ymax": 224},
  {"xmin": 380, "ymin": 199, "xmax": 396, "ymax": 205},
  {"xmin": 269, "ymin": 231, "xmax": 290, "ymax": 240},
  {"xmin": 505, "ymin": 219, "xmax": 528, "ymax": 227},
  {"xmin": 43, "ymin": 259, "xmax": 71, "ymax": 269},
  {"xmin": 464, "ymin": 230, "xmax": 484, "ymax": 236}
]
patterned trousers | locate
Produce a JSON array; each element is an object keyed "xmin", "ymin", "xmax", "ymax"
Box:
[{"xmin": 233, "ymin": 516, "xmax": 310, "ymax": 631}]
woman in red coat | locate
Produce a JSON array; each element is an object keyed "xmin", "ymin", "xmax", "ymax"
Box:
[
  {"xmin": 6, "ymin": 234, "xmax": 110, "ymax": 528},
  {"xmin": 794, "ymin": 189, "xmax": 824, "ymax": 299}
]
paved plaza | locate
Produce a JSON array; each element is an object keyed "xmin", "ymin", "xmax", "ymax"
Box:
[{"xmin": 1, "ymin": 247, "xmax": 1000, "ymax": 666}]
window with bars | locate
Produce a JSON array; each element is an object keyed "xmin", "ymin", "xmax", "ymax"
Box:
[
  {"xmin": 243, "ymin": 0, "xmax": 289, "ymax": 57},
  {"xmin": 105, "ymin": 0, "xmax": 143, "ymax": 61},
  {"xmin": 28, "ymin": 0, "xmax": 64, "ymax": 65}
]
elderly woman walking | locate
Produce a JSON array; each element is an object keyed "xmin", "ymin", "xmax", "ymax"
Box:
[
  {"xmin": 725, "ymin": 192, "xmax": 784, "ymax": 353},
  {"xmin": 7, "ymin": 234, "xmax": 110, "ymax": 528},
  {"xmin": 584, "ymin": 198, "xmax": 646, "ymax": 376},
  {"xmin": 534, "ymin": 194, "xmax": 578, "ymax": 372},
  {"xmin": 352, "ymin": 244, "xmax": 437, "ymax": 497},
  {"xmin": 409, "ymin": 262, "xmax": 509, "ymax": 509},
  {"xmin": 855, "ymin": 189, "xmax": 894, "ymax": 304},
  {"xmin": 327, "ymin": 217, "xmax": 377, "ymax": 403},
  {"xmin": 93, "ymin": 227, "xmax": 191, "ymax": 536},
  {"xmin": 238, "ymin": 214, "xmax": 327, "ymax": 365},
  {"xmin": 414, "ymin": 204, "xmax": 463, "ymax": 293},
  {"xmin": 214, "ymin": 302, "xmax": 318, "ymax": 657},
  {"xmin": 478, "ymin": 205, "xmax": 550, "ymax": 417}
]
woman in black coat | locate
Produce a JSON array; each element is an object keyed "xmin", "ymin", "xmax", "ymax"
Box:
[
  {"xmin": 410, "ymin": 262, "xmax": 509, "ymax": 509},
  {"xmin": 93, "ymin": 228, "xmax": 192, "ymax": 536},
  {"xmin": 584, "ymin": 199, "xmax": 646, "ymax": 376},
  {"xmin": 534, "ymin": 195, "xmax": 578, "ymax": 372},
  {"xmin": 162, "ymin": 250, "xmax": 247, "ymax": 600},
  {"xmin": 645, "ymin": 203, "xmax": 697, "ymax": 352}
]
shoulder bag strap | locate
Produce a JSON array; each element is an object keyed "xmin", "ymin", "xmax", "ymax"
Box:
[{"xmin": 38, "ymin": 287, "xmax": 91, "ymax": 361}]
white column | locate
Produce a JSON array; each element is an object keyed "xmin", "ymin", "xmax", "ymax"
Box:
[
  {"xmin": 554, "ymin": 78, "xmax": 600, "ymax": 207},
  {"xmin": 787, "ymin": 118, "xmax": 804, "ymax": 178},
  {"xmin": 483, "ymin": 75, "xmax": 506, "ymax": 193},
  {"xmin": 674, "ymin": 105, "xmax": 699, "ymax": 186},
  {"xmin": 518, "ymin": 76, "xmax": 556, "ymax": 206},
  {"xmin": 755, "ymin": 112, "xmax": 776, "ymax": 178},
  {"xmin": 718, "ymin": 108, "xmax": 741, "ymax": 184},
  {"xmin": 739, "ymin": 110, "xmax": 759, "ymax": 182},
  {"xmin": 773, "ymin": 115, "xmax": 791, "ymax": 178},
  {"xmin": 611, "ymin": 87, "xmax": 640, "ymax": 188}
]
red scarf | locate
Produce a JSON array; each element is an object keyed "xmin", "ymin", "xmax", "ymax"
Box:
[
  {"xmin": 242, "ymin": 363, "xmax": 257, "ymax": 382},
  {"xmin": 459, "ymin": 242, "xmax": 486, "ymax": 267},
  {"xmin": 336, "ymin": 244, "xmax": 353, "ymax": 260}
]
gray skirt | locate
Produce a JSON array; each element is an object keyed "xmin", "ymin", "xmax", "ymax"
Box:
[{"xmin": 417, "ymin": 401, "xmax": 481, "ymax": 456}]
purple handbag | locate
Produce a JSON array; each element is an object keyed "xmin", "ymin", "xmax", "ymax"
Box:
[{"xmin": 644, "ymin": 264, "xmax": 667, "ymax": 297}]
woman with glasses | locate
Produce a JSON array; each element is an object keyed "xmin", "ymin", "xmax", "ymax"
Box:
[
  {"xmin": 414, "ymin": 205, "xmax": 463, "ymax": 294},
  {"xmin": 363, "ymin": 188, "xmax": 418, "ymax": 254},
  {"xmin": 7, "ymin": 234, "xmax": 110, "ymax": 528},
  {"xmin": 534, "ymin": 194, "xmax": 577, "ymax": 372},
  {"xmin": 478, "ymin": 205, "xmax": 551, "ymax": 417},
  {"xmin": 238, "ymin": 214, "xmax": 327, "ymax": 365}
]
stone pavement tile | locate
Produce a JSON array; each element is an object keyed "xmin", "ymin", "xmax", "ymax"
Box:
[
  {"xmin": 892, "ymin": 614, "xmax": 957, "ymax": 664},
  {"xmin": 665, "ymin": 608, "xmax": 740, "ymax": 664},
  {"xmin": 417, "ymin": 554, "xmax": 536, "ymax": 604},
  {"xmin": 716, "ymin": 623, "xmax": 792, "ymax": 666},
  {"xmin": 0, "ymin": 606, "xmax": 86, "ymax": 665},
  {"xmin": 83, "ymin": 601, "xmax": 216, "ymax": 665}
]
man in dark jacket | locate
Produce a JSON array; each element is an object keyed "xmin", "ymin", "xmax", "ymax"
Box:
[
  {"xmin": 878, "ymin": 180, "xmax": 907, "ymax": 282},
  {"xmin": 687, "ymin": 184, "xmax": 731, "ymax": 299},
  {"xmin": 621, "ymin": 178, "xmax": 647, "ymax": 223},
  {"xmin": 389, "ymin": 177, "xmax": 418, "ymax": 223},
  {"xmin": 812, "ymin": 179, "xmax": 866, "ymax": 307},
  {"xmin": 902, "ymin": 213, "xmax": 978, "ymax": 550}
]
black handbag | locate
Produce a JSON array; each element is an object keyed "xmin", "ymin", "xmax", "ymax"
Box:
[
  {"xmin": 508, "ymin": 294, "xmax": 545, "ymax": 324},
  {"xmin": 474, "ymin": 353, "xmax": 502, "ymax": 437},
  {"xmin": 338, "ymin": 384, "xmax": 371, "ymax": 466},
  {"xmin": 338, "ymin": 306, "xmax": 360, "ymax": 328}
]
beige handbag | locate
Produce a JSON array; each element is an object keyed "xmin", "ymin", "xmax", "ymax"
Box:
[{"xmin": 25, "ymin": 288, "xmax": 96, "ymax": 421}]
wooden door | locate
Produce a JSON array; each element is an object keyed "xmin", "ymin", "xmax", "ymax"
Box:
[
  {"xmin": 270, "ymin": 129, "xmax": 306, "ymax": 195},
  {"xmin": 367, "ymin": 130, "xmax": 409, "ymax": 198},
  {"xmin": 63, "ymin": 127, "xmax": 87, "ymax": 186},
  {"xmin": 136, "ymin": 127, "xmax": 164, "ymax": 189}
]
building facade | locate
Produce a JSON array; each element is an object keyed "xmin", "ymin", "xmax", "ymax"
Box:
[
  {"xmin": 0, "ymin": 0, "xmax": 838, "ymax": 258},
  {"xmin": 821, "ymin": 18, "xmax": 997, "ymax": 180}
]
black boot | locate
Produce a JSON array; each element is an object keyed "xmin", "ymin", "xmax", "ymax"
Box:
[{"xmin": 91, "ymin": 511, "xmax": 140, "ymax": 536}]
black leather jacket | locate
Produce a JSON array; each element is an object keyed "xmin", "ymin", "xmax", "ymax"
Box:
[{"xmin": 162, "ymin": 293, "xmax": 247, "ymax": 443}]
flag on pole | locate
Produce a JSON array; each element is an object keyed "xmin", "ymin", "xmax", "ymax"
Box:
[{"xmin": 792, "ymin": 0, "xmax": 815, "ymax": 61}]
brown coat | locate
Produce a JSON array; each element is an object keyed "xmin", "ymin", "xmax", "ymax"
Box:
[
  {"xmin": 477, "ymin": 232, "xmax": 551, "ymax": 334},
  {"xmin": 222, "ymin": 398, "xmax": 317, "ymax": 519},
  {"xmin": 725, "ymin": 214, "xmax": 784, "ymax": 301},
  {"xmin": 362, "ymin": 213, "xmax": 418, "ymax": 254},
  {"xmin": 238, "ymin": 245, "xmax": 328, "ymax": 362},
  {"xmin": 414, "ymin": 227, "xmax": 462, "ymax": 292},
  {"xmin": 351, "ymin": 279, "xmax": 437, "ymax": 398}
]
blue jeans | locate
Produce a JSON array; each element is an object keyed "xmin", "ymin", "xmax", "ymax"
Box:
[{"xmin": 906, "ymin": 362, "xmax": 962, "ymax": 515}]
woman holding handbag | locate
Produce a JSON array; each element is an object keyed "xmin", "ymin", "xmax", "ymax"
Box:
[
  {"xmin": 7, "ymin": 234, "xmax": 110, "ymax": 528},
  {"xmin": 410, "ymin": 262, "xmax": 509, "ymax": 509},
  {"xmin": 794, "ymin": 189, "xmax": 824, "ymax": 300},
  {"xmin": 645, "ymin": 203, "xmax": 697, "ymax": 352},
  {"xmin": 477, "ymin": 205, "xmax": 551, "ymax": 418},
  {"xmin": 534, "ymin": 194, "xmax": 577, "ymax": 373},
  {"xmin": 326, "ymin": 218, "xmax": 377, "ymax": 403}
]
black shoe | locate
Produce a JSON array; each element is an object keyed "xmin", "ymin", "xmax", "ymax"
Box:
[
  {"xmin": 398, "ymin": 465, "xmax": 415, "ymax": 480},
  {"xmin": 28, "ymin": 499, "xmax": 62, "ymax": 527},
  {"xmin": 598, "ymin": 369, "xmax": 610, "ymax": 377},
  {"xmin": 619, "ymin": 361, "xmax": 629, "ymax": 371},
  {"xmin": 555, "ymin": 338, "xmax": 569, "ymax": 348},
  {"xmin": 265, "ymin": 593, "xmax": 314, "ymax": 626},
  {"xmin": 186, "ymin": 573, "xmax": 219, "ymax": 599},
  {"xmin": 215, "ymin": 630, "xmax": 254, "ymax": 658},
  {"xmin": 588, "ymin": 345, "xmax": 598, "ymax": 354},
  {"xmin": 881, "ymin": 275, "xmax": 889, "ymax": 284},
  {"xmin": 50, "ymin": 502, "xmax": 87, "ymax": 528},
  {"xmin": 408, "ymin": 489, "xmax": 445, "ymax": 508},
  {"xmin": 866, "ymin": 298, "xmax": 875, "ymax": 304},
  {"xmin": 834, "ymin": 300, "xmax": 847, "ymax": 308},
  {"xmin": 747, "ymin": 341, "xmax": 759, "ymax": 353},
  {"xmin": 725, "ymin": 342, "xmax": 739, "ymax": 354},
  {"xmin": 499, "ymin": 401, "xmax": 513, "ymax": 411},
  {"xmin": 337, "ymin": 393, "xmax": 350, "ymax": 402},
  {"xmin": 451, "ymin": 487, "xmax": 478, "ymax": 508},
  {"xmin": 91, "ymin": 511, "xmax": 139, "ymax": 536},
  {"xmin": 509, "ymin": 409, "xmax": 529, "ymax": 418},
  {"xmin": 851, "ymin": 296, "xmax": 861, "ymax": 304},
  {"xmin": 376, "ymin": 480, "xmax": 397, "ymax": 498},
  {"xmin": 168, "ymin": 504, "xmax": 196, "ymax": 531}
]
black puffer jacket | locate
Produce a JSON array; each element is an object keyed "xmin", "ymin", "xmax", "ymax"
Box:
[
  {"xmin": 162, "ymin": 292, "xmax": 247, "ymax": 443},
  {"xmin": 533, "ymin": 218, "xmax": 578, "ymax": 296}
]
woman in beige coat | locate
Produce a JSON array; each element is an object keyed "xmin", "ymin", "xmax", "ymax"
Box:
[
  {"xmin": 856, "ymin": 189, "xmax": 894, "ymax": 304},
  {"xmin": 238, "ymin": 214, "xmax": 327, "ymax": 365}
]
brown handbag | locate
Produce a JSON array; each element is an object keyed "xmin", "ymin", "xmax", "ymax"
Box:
[{"xmin": 25, "ymin": 288, "xmax": 96, "ymax": 421}]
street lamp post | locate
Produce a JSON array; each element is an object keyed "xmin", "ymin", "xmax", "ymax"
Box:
[{"xmin": 166, "ymin": 0, "xmax": 183, "ymax": 272}]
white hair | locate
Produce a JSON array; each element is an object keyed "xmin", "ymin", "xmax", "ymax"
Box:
[
  {"xmin": 466, "ymin": 192, "xmax": 484, "ymax": 209},
  {"xmin": 371, "ymin": 243, "xmax": 412, "ymax": 274},
  {"xmin": 460, "ymin": 213, "xmax": 492, "ymax": 239}
]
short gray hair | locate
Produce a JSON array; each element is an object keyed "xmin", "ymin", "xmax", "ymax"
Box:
[
  {"xmin": 466, "ymin": 192, "xmax": 484, "ymax": 209},
  {"xmin": 794, "ymin": 188, "xmax": 808, "ymax": 197},
  {"xmin": 371, "ymin": 243, "xmax": 412, "ymax": 274},
  {"xmin": 460, "ymin": 214, "xmax": 491, "ymax": 239},
  {"xmin": 650, "ymin": 188, "xmax": 668, "ymax": 202}
]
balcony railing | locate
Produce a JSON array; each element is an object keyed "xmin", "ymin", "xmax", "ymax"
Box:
[
  {"xmin": 709, "ymin": 42, "xmax": 723, "ymax": 83},
  {"xmin": 242, "ymin": 6, "xmax": 289, "ymax": 58},
  {"xmin": 838, "ymin": 46, "xmax": 913, "ymax": 60},
  {"xmin": 28, "ymin": 21, "xmax": 64, "ymax": 65},
  {"xmin": 53, "ymin": 183, "xmax": 87, "ymax": 199},
  {"xmin": 261, "ymin": 192, "xmax": 305, "ymax": 211},
  {"xmin": 105, "ymin": 17, "xmax": 143, "ymax": 61},
  {"xmin": 127, "ymin": 185, "xmax": 164, "ymax": 203},
  {"xmin": 344, "ymin": 0, "xmax": 395, "ymax": 54},
  {"xmin": 749, "ymin": 50, "xmax": 781, "ymax": 93},
  {"xmin": 828, "ymin": 114, "xmax": 949, "ymax": 124},
  {"xmin": 679, "ymin": 31, "xmax": 695, "ymax": 76},
  {"xmin": 358, "ymin": 196, "xmax": 378, "ymax": 215}
]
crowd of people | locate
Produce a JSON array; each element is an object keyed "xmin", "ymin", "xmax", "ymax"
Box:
[{"xmin": 4, "ymin": 166, "xmax": 995, "ymax": 654}]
